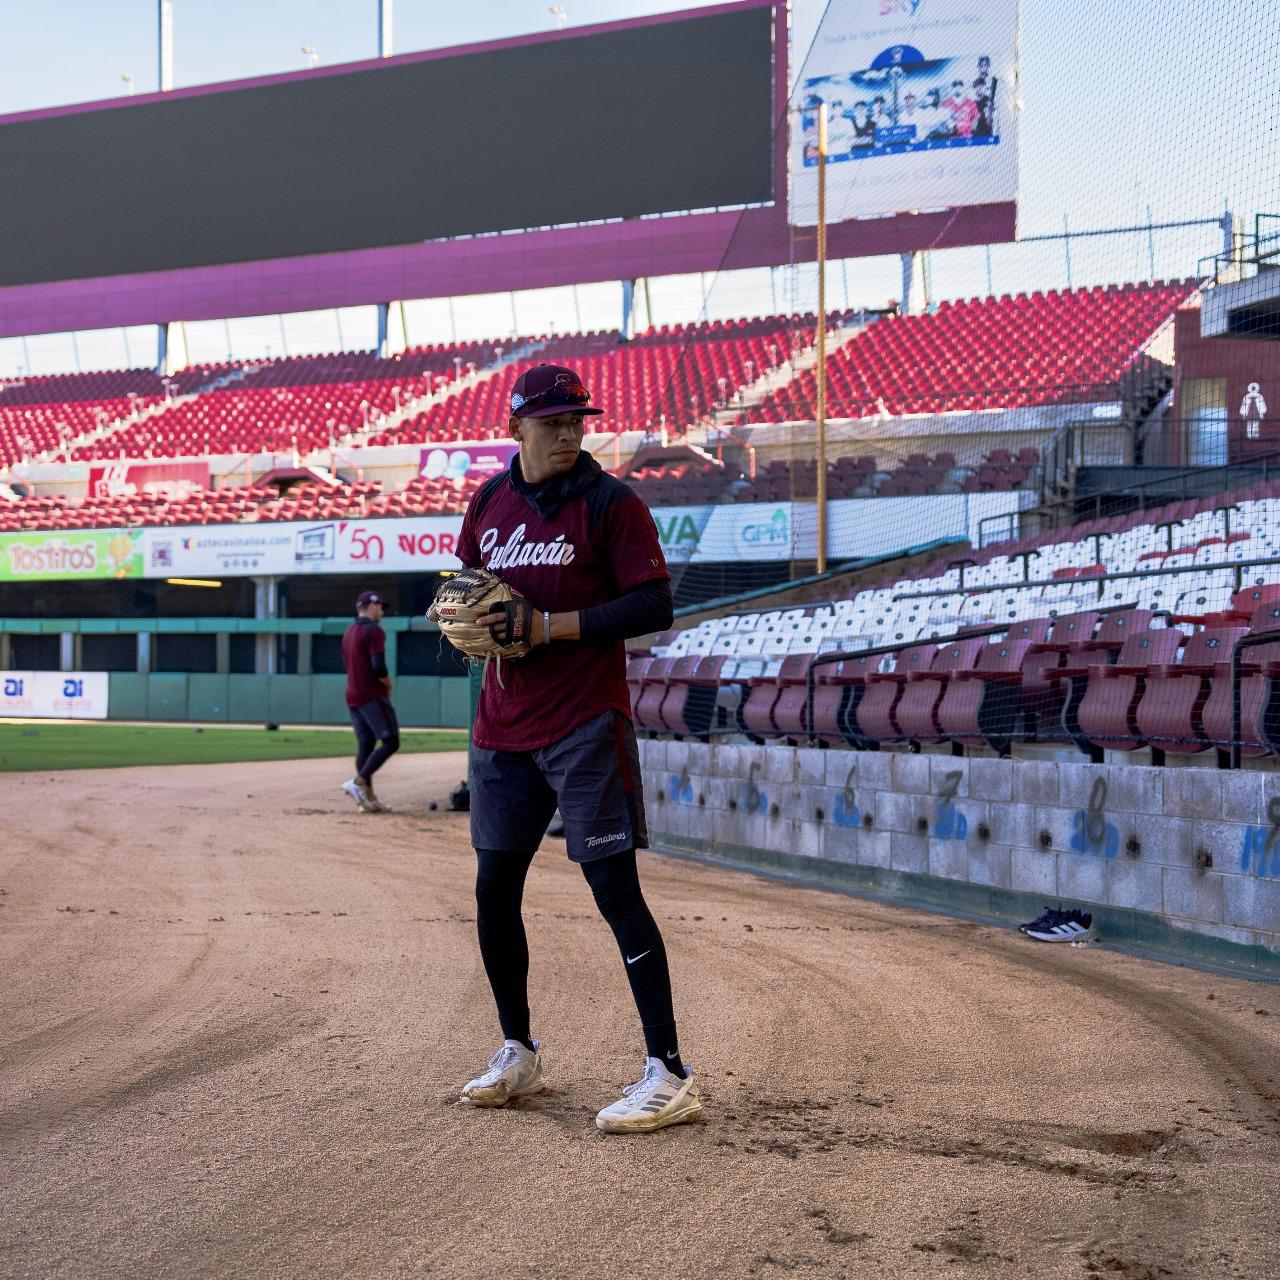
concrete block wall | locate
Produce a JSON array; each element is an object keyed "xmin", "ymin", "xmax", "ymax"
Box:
[{"xmin": 639, "ymin": 741, "xmax": 1280, "ymax": 978}]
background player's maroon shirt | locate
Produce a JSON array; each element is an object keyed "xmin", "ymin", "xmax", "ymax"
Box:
[
  {"xmin": 456, "ymin": 453, "xmax": 669, "ymax": 751},
  {"xmin": 342, "ymin": 617, "xmax": 387, "ymax": 708}
]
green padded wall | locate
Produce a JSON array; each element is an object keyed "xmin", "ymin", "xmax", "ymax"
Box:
[
  {"xmin": 267, "ymin": 676, "xmax": 312, "ymax": 725},
  {"xmin": 107, "ymin": 673, "xmax": 148, "ymax": 720},
  {"xmin": 187, "ymin": 674, "xmax": 231, "ymax": 722},
  {"xmin": 310, "ymin": 676, "xmax": 349, "ymax": 724},
  {"xmin": 228, "ymin": 676, "xmax": 270, "ymax": 723},
  {"xmin": 146, "ymin": 674, "xmax": 188, "ymax": 721}
]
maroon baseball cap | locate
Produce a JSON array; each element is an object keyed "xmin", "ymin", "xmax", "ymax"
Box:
[
  {"xmin": 509, "ymin": 364, "xmax": 604, "ymax": 419},
  {"xmin": 356, "ymin": 590, "xmax": 382, "ymax": 608}
]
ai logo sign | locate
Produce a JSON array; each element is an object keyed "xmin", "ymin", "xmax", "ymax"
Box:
[{"xmin": 3, "ymin": 676, "xmax": 23, "ymax": 697}]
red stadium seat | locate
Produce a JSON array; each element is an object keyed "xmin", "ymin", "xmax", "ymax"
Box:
[
  {"xmin": 1134, "ymin": 627, "xmax": 1249, "ymax": 754},
  {"xmin": 936, "ymin": 638, "xmax": 1038, "ymax": 754},
  {"xmin": 854, "ymin": 644, "xmax": 937, "ymax": 744},
  {"xmin": 1073, "ymin": 628, "xmax": 1185, "ymax": 753},
  {"xmin": 893, "ymin": 638, "xmax": 987, "ymax": 743}
]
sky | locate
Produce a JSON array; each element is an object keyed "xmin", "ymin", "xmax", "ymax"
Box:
[{"xmin": 1, "ymin": 0, "xmax": 1276, "ymax": 374}]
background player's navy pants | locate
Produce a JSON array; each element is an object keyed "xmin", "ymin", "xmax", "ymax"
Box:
[{"xmin": 350, "ymin": 697, "xmax": 400, "ymax": 780}]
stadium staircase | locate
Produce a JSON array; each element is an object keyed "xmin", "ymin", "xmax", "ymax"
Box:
[{"xmin": 711, "ymin": 312, "xmax": 870, "ymax": 428}]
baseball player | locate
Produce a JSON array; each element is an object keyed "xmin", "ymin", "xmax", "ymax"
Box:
[
  {"xmin": 341, "ymin": 589, "xmax": 399, "ymax": 813},
  {"xmin": 452, "ymin": 363, "xmax": 699, "ymax": 1133}
]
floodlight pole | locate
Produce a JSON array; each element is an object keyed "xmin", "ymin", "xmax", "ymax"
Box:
[
  {"xmin": 155, "ymin": 1, "xmax": 174, "ymax": 372},
  {"xmin": 378, "ymin": 0, "xmax": 393, "ymax": 57},
  {"xmin": 815, "ymin": 102, "xmax": 828, "ymax": 576},
  {"xmin": 158, "ymin": 0, "xmax": 173, "ymax": 91}
]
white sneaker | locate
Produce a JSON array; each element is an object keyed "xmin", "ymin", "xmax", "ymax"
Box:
[
  {"xmin": 595, "ymin": 1058, "xmax": 702, "ymax": 1134},
  {"xmin": 461, "ymin": 1040, "xmax": 545, "ymax": 1108},
  {"xmin": 365, "ymin": 794, "xmax": 392, "ymax": 813},
  {"xmin": 342, "ymin": 778, "xmax": 375, "ymax": 813}
]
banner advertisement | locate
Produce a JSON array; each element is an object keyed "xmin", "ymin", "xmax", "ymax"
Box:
[
  {"xmin": 142, "ymin": 517, "xmax": 466, "ymax": 578},
  {"xmin": 791, "ymin": 0, "xmax": 1019, "ymax": 225},
  {"xmin": 0, "ymin": 529, "xmax": 144, "ymax": 582},
  {"xmin": 419, "ymin": 443, "xmax": 518, "ymax": 484},
  {"xmin": 86, "ymin": 460, "xmax": 211, "ymax": 501},
  {"xmin": 652, "ymin": 491, "xmax": 1028, "ymax": 563},
  {"xmin": 2, "ymin": 492, "xmax": 1029, "ymax": 581},
  {"xmin": 0, "ymin": 671, "xmax": 109, "ymax": 720}
]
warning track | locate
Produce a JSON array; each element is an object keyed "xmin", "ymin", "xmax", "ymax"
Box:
[{"xmin": 2, "ymin": 754, "xmax": 1278, "ymax": 1278}]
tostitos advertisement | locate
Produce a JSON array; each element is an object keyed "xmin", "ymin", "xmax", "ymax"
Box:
[{"xmin": 0, "ymin": 529, "xmax": 144, "ymax": 582}]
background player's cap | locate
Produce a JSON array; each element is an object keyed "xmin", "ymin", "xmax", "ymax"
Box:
[
  {"xmin": 509, "ymin": 364, "xmax": 604, "ymax": 419},
  {"xmin": 356, "ymin": 591, "xmax": 381, "ymax": 608}
]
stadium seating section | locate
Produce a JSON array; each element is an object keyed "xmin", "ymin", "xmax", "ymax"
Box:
[
  {"xmin": 369, "ymin": 315, "xmax": 813, "ymax": 444},
  {"xmin": 729, "ymin": 448, "xmax": 1041, "ymax": 502},
  {"xmin": 0, "ymin": 284, "xmax": 1194, "ymax": 537},
  {"xmin": 636, "ymin": 477, "xmax": 1280, "ymax": 760},
  {"xmin": 743, "ymin": 280, "xmax": 1195, "ymax": 424}
]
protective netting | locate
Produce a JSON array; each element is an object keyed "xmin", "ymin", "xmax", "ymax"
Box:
[{"xmin": 632, "ymin": 0, "xmax": 1280, "ymax": 763}]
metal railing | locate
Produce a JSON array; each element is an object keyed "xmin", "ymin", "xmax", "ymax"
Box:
[
  {"xmin": 977, "ymin": 446, "xmax": 1280, "ymax": 548},
  {"xmin": 800, "ymin": 601, "xmax": 1148, "ymax": 748},
  {"xmin": 1230, "ymin": 628, "xmax": 1280, "ymax": 770},
  {"xmin": 892, "ymin": 552, "xmax": 1280, "ymax": 603}
]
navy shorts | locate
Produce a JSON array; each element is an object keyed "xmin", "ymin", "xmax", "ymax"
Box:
[{"xmin": 470, "ymin": 710, "xmax": 648, "ymax": 862}]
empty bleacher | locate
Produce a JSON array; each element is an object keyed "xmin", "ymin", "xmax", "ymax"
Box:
[
  {"xmin": 635, "ymin": 476, "xmax": 1280, "ymax": 761},
  {"xmin": 373, "ymin": 315, "xmax": 813, "ymax": 444},
  {"xmin": 744, "ymin": 281, "xmax": 1195, "ymax": 425}
]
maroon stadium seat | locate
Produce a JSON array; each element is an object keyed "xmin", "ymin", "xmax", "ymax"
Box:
[
  {"xmin": 654, "ymin": 656, "xmax": 702, "ymax": 732},
  {"xmin": 625, "ymin": 656, "xmax": 651, "ymax": 715},
  {"xmin": 1200, "ymin": 601, "xmax": 1280, "ymax": 757},
  {"xmin": 1074, "ymin": 628, "xmax": 1185, "ymax": 753},
  {"xmin": 771, "ymin": 653, "xmax": 820, "ymax": 741},
  {"xmin": 935, "ymin": 638, "xmax": 1037, "ymax": 753},
  {"xmin": 1134, "ymin": 626, "xmax": 1248, "ymax": 754},
  {"xmin": 659, "ymin": 655, "xmax": 727, "ymax": 738},
  {"xmin": 893, "ymin": 638, "xmax": 987, "ymax": 743},
  {"xmin": 633, "ymin": 657, "xmax": 675, "ymax": 733},
  {"xmin": 812, "ymin": 656, "xmax": 877, "ymax": 747},
  {"xmin": 854, "ymin": 644, "xmax": 937, "ymax": 744}
]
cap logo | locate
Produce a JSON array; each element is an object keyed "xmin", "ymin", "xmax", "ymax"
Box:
[{"xmin": 511, "ymin": 391, "xmax": 526, "ymax": 412}]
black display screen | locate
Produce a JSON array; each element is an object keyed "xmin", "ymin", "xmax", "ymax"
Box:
[{"xmin": 0, "ymin": 6, "xmax": 775, "ymax": 287}]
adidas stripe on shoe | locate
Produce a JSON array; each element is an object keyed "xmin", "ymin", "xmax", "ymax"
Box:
[
  {"xmin": 595, "ymin": 1058, "xmax": 702, "ymax": 1134},
  {"xmin": 1023, "ymin": 909, "xmax": 1095, "ymax": 943}
]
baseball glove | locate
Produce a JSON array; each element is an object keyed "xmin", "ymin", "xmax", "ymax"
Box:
[{"xmin": 426, "ymin": 566, "xmax": 534, "ymax": 687}]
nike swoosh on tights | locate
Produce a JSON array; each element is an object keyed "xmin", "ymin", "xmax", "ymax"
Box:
[{"xmin": 625, "ymin": 950, "xmax": 651, "ymax": 965}]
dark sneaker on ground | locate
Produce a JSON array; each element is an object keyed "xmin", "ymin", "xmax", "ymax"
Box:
[
  {"xmin": 1018, "ymin": 905, "xmax": 1065, "ymax": 935},
  {"xmin": 1023, "ymin": 908, "xmax": 1095, "ymax": 943}
]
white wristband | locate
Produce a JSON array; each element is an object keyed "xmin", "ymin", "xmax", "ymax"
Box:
[{"xmin": 543, "ymin": 610, "xmax": 552, "ymax": 645}]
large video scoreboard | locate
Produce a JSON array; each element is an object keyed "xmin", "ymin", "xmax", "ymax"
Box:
[{"xmin": 0, "ymin": 0, "xmax": 1017, "ymax": 337}]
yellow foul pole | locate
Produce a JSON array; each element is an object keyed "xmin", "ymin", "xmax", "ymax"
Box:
[{"xmin": 815, "ymin": 102, "xmax": 829, "ymax": 575}]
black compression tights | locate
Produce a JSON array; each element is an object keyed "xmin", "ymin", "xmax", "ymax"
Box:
[{"xmin": 474, "ymin": 847, "xmax": 682, "ymax": 1070}]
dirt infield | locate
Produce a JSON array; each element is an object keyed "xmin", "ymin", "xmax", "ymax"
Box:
[{"xmin": 2, "ymin": 755, "xmax": 1279, "ymax": 1279}]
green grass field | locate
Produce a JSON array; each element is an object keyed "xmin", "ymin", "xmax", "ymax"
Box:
[{"xmin": 0, "ymin": 721, "xmax": 468, "ymax": 772}]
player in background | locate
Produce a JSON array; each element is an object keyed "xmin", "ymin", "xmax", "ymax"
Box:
[
  {"xmin": 341, "ymin": 590, "xmax": 399, "ymax": 813},
  {"xmin": 453, "ymin": 363, "xmax": 700, "ymax": 1134}
]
